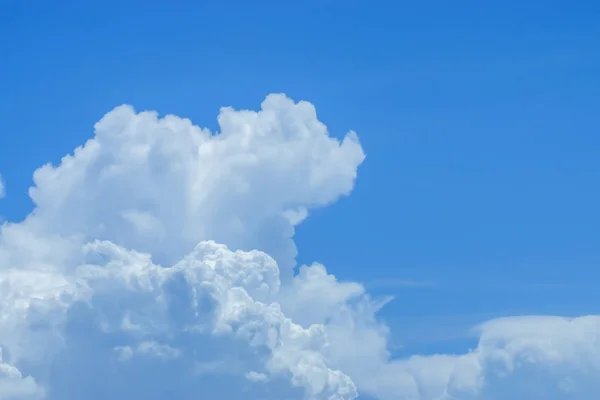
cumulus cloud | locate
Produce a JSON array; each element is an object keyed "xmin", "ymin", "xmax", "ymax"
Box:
[
  {"xmin": 0, "ymin": 347, "xmax": 44, "ymax": 400},
  {"xmin": 0, "ymin": 93, "xmax": 599, "ymax": 400},
  {"xmin": 25, "ymin": 94, "xmax": 364, "ymax": 273},
  {"xmin": 444, "ymin": 316, "xmax": 600, "ymax": 399}
]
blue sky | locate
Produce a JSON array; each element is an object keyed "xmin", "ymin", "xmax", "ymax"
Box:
[{"xmin": 1, "ymin": 2, "xmax": 600, "ymax": 397}]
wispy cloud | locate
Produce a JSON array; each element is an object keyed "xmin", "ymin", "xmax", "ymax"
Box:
[{"xmin": 366, "ymin": 278, "xmax": 437, "ymax": 290}]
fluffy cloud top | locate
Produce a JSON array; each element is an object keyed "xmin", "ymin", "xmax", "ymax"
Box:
[
  {"xmin": 26, "ymin": 94, "xmax": 364, "ymax": 272},
  {"xmin": 0, "ymin": 94, "xmax": 599, "ymax": 400}
]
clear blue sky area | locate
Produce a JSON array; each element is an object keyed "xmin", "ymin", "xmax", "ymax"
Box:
[{"xmin": 1, "ymin": 1, "xmax": 599, "ymax": 355}]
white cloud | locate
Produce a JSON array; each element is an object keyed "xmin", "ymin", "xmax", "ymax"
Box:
[
  {"xmin": 25, "ymin": 94, "xmax": 364, "ymax": 274},
  {"xmin": 0, "ymin": 348, "xmax": 44, "ymax": 400},
  {"xmin": 443, "ymin": 316, "xmax": 600, "ymax": 399},
  {"xmin": 0, "ymin": 93, "xmax": 599, "ymax": 400},
  {"xmin": 246, "ymin": 370, "xmax": 270, "ymax": 383},
  {"xmin": 0, "ymin": 94, "xmax": 362, "ymax": 400},
  {"xmin": 113, "ymin": 341, "xmax": 181, "ymax": 362}
]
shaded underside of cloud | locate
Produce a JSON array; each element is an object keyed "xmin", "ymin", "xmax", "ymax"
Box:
[{"xmin": 0, "ymin": 94, "xmax": 598, "ymax": 400}]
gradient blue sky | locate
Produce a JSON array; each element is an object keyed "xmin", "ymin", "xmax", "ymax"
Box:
[{"xmin": 1, "ymin": 1, "xmax": 599, "ymax": 356}]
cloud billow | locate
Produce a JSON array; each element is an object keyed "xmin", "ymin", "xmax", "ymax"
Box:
[{"xmin": 0, "ymin": 94, "xmax": 599, "ymax": 399}]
